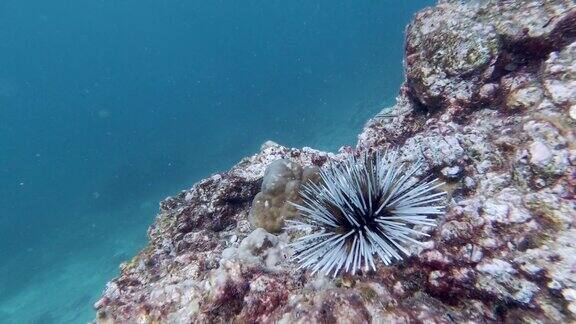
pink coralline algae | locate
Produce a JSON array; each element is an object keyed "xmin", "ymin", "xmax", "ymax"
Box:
[{"xmin": 95, "ymin": 1, "xmax": 576, "ymax": 323}]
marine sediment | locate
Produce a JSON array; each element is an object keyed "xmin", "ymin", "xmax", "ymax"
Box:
[{"xmin": 95, "ymin": 0, "xmax": 576, "ymax": 322}]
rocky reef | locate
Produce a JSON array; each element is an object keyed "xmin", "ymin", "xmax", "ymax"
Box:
[{"xmin": 95, "ymin": 0, "xmax": 576, "ymax": 322}]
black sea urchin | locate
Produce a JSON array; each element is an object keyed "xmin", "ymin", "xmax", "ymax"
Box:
[{"xmin": 286, "ymin": 151, "xmax": 446, "ymax": 276}]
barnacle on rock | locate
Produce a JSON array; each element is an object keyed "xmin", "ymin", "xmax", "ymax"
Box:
[{"xmin": 287, "ymin": 151, "xmax": 446, "ymax": 276}]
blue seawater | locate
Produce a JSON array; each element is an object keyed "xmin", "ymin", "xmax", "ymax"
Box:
[{"xmin": 0, "ymin": 0, "xmax": 434, "ymax": 322}]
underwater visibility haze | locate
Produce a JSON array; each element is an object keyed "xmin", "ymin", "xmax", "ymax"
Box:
[{"xmin": 0, "ymin": 0, "xmax": 433, "ymax": 322}]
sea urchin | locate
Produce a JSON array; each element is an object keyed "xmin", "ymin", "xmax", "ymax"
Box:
[{"xmin": 286, "ymin": 151, "xmax": 446, "ymax": 277}]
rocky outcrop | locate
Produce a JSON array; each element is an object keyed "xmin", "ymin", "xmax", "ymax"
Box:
[
  {"xmin": 406, "ymin": 0, "xmax": 576, "ymax": 109},
  {"xmin": 95, "ymin": 0, "xmax": 576, "ymax": 322}
]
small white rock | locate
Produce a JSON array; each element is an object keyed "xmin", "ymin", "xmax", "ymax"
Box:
[
  {"xmin": 470, "ymin": 245, "xmax": 484, "ymax": 263},
  {"xmin": 211, "ymin": 174, "xmax": 222, "ymax": 182},
  {"xmin": 464, "ymin": 176, "xmax": 476, "ymax": 190},
  {"xmin": 483, "ymin": 199, "xmax": 509, "ymax": 223},
  {"xmin": 529, "ymin": 141, "xmax": 552, "ymax": 165},
  {"xmin": 548, "ymin": 280, "xmax": 562, "ymax": 290},
  {"xmin": 562, "ymin": 288, "xmax": 576, "ymax": 302},
  {"xmin": 261, "ymin": 140, "xmax": 280, "ymax": 150},
  {"xmin": 441, "ymin": 165, "xmax": 462, "ymax": 179},
  {"xmin": 477, "ymin": 259, "xmax": 516, "ymax": 276},
  {"xmin": 570, "ymin": 105, "xmax": 576, "ymax": 120}
]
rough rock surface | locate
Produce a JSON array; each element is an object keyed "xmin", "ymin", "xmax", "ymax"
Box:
[
  {"xmin": 95, "ymin": 1, "xmax": 576, "ymax": 323},
  {"xmin": 406, "ymin": 0, "xmax": 576, "ymax": 109}
]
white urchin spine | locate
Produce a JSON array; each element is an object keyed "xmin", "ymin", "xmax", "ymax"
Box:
[{"xmin": 286, "ymin": 151, "xmax": 446, "ymax": 277}]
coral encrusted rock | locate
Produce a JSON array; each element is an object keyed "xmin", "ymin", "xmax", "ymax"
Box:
[
  {"xmin": 406, "ymin": 0, "xmax": 576, "ymax": 109},
  {"xmin": 248, "ymin": 158, "xmax": 319, "ymax": 233},
  {"xmin": 95, "ymin": 1, "xmax": 576, "ymax": 323}
]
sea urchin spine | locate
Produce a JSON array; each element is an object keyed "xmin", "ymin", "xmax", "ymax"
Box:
[{"xmin": 286, "ymin": 151, "xmax": 446, "ymax": 277}]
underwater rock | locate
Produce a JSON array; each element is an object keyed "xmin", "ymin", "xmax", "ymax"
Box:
[
  {"xmin": 406, "ymin": 2, "xmax": 500, "ymax": 108},
  {"xmin": 96, "ymin": 1, "xmax": 576, "ymax": 323},
  {"xmin": 405, "ymin": 0, "xmax": 576, "ymax": 109}
]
